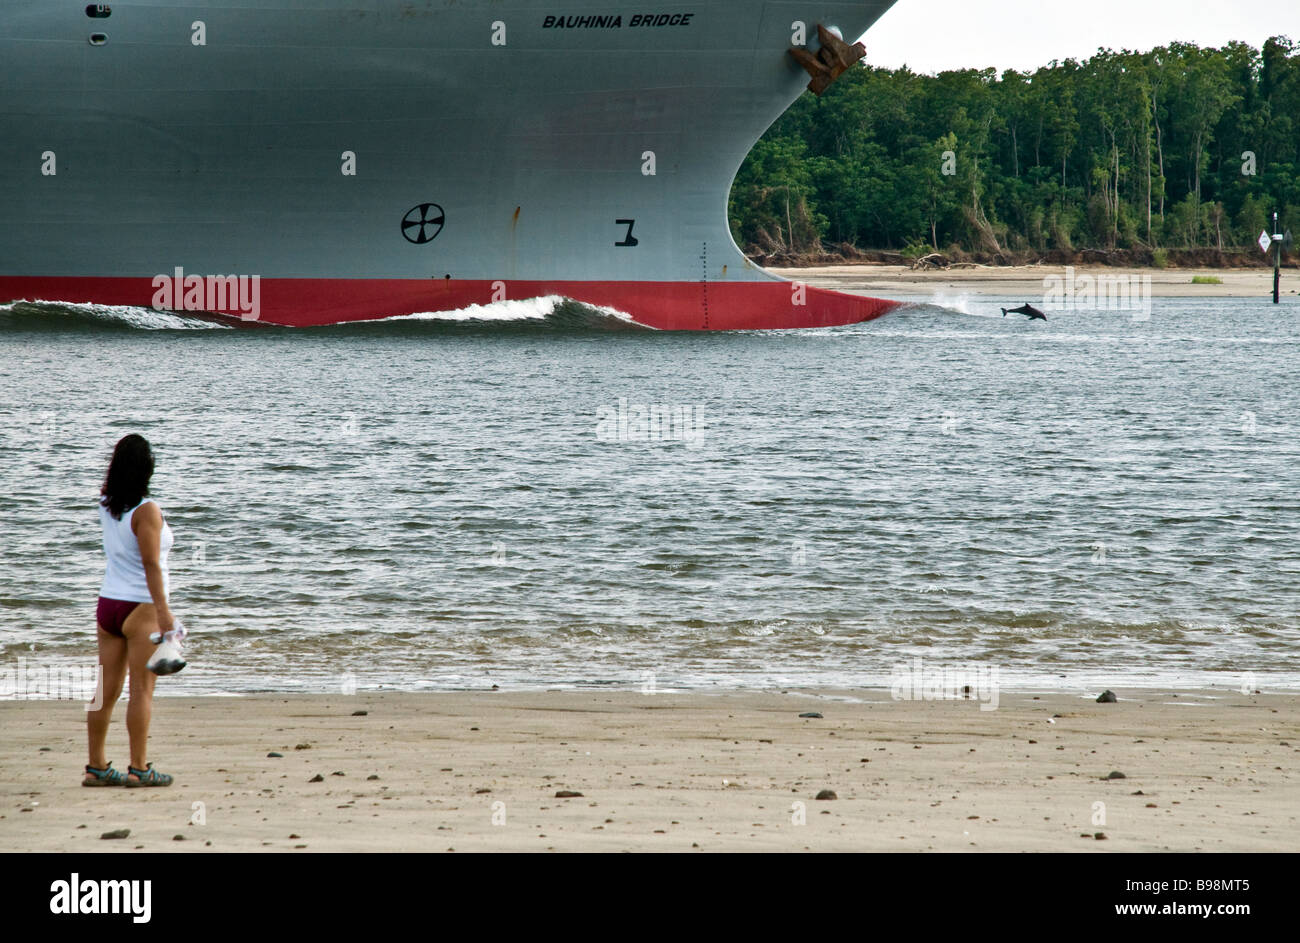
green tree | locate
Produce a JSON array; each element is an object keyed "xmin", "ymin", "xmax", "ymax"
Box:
[{"xmin": 727, "ymin": 37, "xmax": 1297, "ymax": 256}]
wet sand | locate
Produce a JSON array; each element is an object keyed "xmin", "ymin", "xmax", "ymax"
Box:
[
  {"xmin": 770, "ymin": 264, "xmax": 1294, "ymax": 299},
  {"xmin": 2, "ymin": 688, "xmax": 1295, "ymax": 852}
]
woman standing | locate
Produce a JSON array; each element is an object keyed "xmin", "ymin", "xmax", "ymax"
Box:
[{"xmin": 84, "ymin": 433, "xmax": 175, "ymax": 787}]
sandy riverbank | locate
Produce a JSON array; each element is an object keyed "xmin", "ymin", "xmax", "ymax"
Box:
[
  {"xmin": 769, "ymin": 264, "xmax": 1296, "ymax": 299},
  {"xmin": 2, "ymin": 688, "xmax": 1295, "ymax": 852}
]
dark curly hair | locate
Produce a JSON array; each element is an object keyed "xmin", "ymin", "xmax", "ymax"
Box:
[{"xmin": 100, "ymin": 434, "xmax": 155, "ymax": 519}]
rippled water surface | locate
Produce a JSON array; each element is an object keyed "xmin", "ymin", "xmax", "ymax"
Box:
[{"xmin": 2, "ymin": 293, "xmax": 1298, "ymax": 694}]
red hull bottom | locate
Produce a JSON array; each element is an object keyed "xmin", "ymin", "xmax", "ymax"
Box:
[{"xmin": 0, "ymin": 276, "xmax": 898, "ymax": 331}]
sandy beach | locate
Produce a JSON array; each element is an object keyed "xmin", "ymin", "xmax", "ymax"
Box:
[
  {"xmin": 769, "ymin": 264, "xmax": 1296, "ymax": 299},
  {"xmin": 2, "ymin": 688, "xmax": 1295, "ymax": 852}
]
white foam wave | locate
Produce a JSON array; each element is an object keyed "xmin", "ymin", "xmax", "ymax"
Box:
[
  {"xmin": 378, "ymin": 295, "xmax": 648, "ymax": 328},
  {"xmin": 578, "ymin": 302, "xmax": 651, "ymax": 328},
  {"xmin": 4, "ymin": 295, "xmax": 653, "ymax": 330},
  {"xmin": 926, "ymin": 292, "xmax": 978, "ymax": 315},
  {"xmin": 391, "ymin": 295, "xmax": 566, "ymax": 322},
  {"xmin": 0, "ymin": 300, "xmax": 233, "ymax": 330}
]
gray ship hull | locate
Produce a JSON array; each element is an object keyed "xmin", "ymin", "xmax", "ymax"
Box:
[{"xmin": 0, "ymin": 1, "xmax": 899, "ymax": 328}]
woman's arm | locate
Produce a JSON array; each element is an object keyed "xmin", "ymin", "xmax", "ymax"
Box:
[{"xmin": 133, "ymin": 502, "xmax": 174, "ymax": 633}]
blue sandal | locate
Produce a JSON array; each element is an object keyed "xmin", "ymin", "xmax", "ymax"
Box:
[
  {"xmin": 125, "ymin": 763, "xmax": 173, "ymax": 787},
  {"xmin": 83, "ymin": 762, "xmax": 127, "ymax": 787}
]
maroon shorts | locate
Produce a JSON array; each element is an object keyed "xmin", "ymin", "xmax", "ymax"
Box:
[{"xmin": 96, "ymin": 597, "xmax": 140, "ymax": 638}]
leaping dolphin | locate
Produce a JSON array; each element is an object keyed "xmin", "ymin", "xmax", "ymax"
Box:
[{"xmin": 1001, "ymin": 303, "xmax": 1047, "ymax": 320}]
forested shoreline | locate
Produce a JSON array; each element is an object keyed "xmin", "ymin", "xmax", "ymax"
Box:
[{"xmin": 728, "ymin": 37, "xmax": 1299, "ymax": 266}]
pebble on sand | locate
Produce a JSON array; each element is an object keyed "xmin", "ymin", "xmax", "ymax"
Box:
[
  {"xmin": 172, "ymin": 834, "xmax": 185, "ymax": 841},
  {"xmin": 352, "ymin": 711, "xmax": 367, "ymax": 716},
  {"xmin": 799, "ymin": 712, "xmax": 823, "ymax": 719},
  {"xmin": 308, "ymin": 774, "xmax": 324, "ymax": 783},
  {"xmin": 100, "ymin": 829, "xmax": 130, "ymax": 840},
  {"xmin": 815, "ymin": 789, "xmax": 838, "ymax": 800},
  {"xmin": 1096, "ymin": 690, "xmax": 1117, "ymax": 703},
  {"xmin": 267, "ymin": 752, "xmax": 283, "ymax": 758},
  {"xmin": 555, "ymin": 790, "xmax": 584, "ymax": 798},
  {"xmin": 1105, "ymin": 771, "xmax": 1127, "ymax": 780}
]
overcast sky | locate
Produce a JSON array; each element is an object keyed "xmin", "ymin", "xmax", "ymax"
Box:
[{"xmin": 862, "ymin": 0, "xmax": 1300, "ymax": 74}]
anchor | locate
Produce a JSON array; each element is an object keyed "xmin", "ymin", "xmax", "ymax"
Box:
[{"xmin": 788, "ymin": 25, "xmax": 866, "ymax": 96}]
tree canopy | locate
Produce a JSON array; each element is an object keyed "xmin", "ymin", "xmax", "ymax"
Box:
[{"xmin": 728, "ymin": 37, "xmax": 1300, "ymax": 260}]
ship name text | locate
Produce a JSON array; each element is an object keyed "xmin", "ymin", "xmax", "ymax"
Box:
[{"xmin": 542, "ymin": 13, "xmax": 696, "ymax": 29}]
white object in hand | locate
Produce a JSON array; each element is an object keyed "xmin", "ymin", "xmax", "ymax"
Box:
[
  {"xmin": 148, "ymin": 619, "xmax": 186, "ymax": 645},
  {"xmin": 148, "ymin": 619, "xmax": 188, "ymax": 675}
]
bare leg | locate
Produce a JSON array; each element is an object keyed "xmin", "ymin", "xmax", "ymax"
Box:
[
  {"xmin": 86, "ymin": 625, "xmax": 127, "ymax": 779},
  {"xmin": 122, "ymin": 603, "xmax": 160, "ymax": 775}
]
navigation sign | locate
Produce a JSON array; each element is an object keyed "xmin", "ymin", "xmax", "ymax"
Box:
[
  {"xmin": 1258, "ymin": 230, "xmax": 1272, "ymax": 253},
  {"xmin": 1271, "ymin": 214, "xmax": 1285, "ymax": 304}
]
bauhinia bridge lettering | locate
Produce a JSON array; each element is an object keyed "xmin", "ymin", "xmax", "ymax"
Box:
[{"xmin": 542, "ymin": 14, "xmax": 696, "ymax": 29}]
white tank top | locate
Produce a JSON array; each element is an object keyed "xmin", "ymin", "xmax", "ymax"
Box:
[{"xmin": 98, "ymin": 498, "xmax": 172, "ymax": 603}]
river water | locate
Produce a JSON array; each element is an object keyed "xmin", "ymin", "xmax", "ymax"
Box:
[{"xmin": 2, "ymin": 292, "xmax": 1297, "ymax": 696}]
